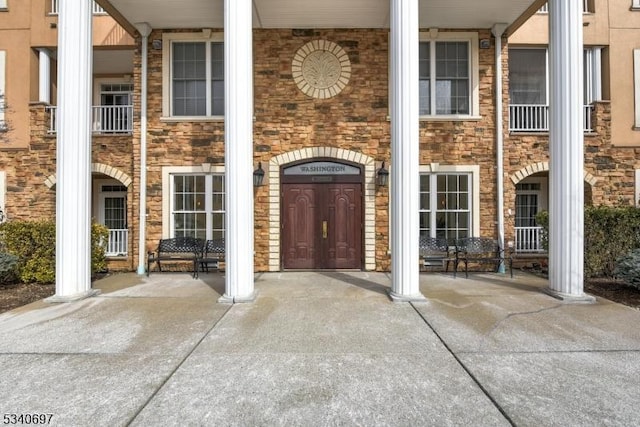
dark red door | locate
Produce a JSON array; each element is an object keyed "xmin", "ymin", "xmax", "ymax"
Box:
[{"xmin": 282, "ymin": 183, "xmax": 362, "ymax": 269}]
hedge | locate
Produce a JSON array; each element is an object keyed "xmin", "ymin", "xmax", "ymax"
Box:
[
  {"xmin": 0, "ymin": 220, "xmax": 109, "ymax": 284},
  {"xmin": 536, "ymin": 206, "xmax": 640, "ymax": 278}
]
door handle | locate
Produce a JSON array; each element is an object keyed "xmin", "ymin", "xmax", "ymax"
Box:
[{"xmin": 322, "ymin": 221, "xmax": 328, "ymax": 239}]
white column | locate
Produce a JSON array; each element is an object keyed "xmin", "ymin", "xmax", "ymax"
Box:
[
  {"xmin": 49, "ymin": 0, "xmax": 96, "ymax": 301},
  {"xmin": 547, "ymin": 0, "xmax": 593, "ymax": 301},
  {"xmin": 38, "ymin": 49, "xmax": 51, "ymax": 104},
  {"xmin": 135, "ymin": 23, "xmax": 152, "ymax": 275},
  {"xmin": 492, "ymin": 24, "xmax": 508, "ymax": 274},
  {"xmin": 389, "ymin": 0, "xmax": 425, "ymax": 302},
  {"xmin": 221, "ymin": 0, "xmax": 255, "ymax": 303}
]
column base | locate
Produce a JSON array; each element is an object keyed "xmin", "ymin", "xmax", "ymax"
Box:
[
  {"xmin": 388, "ymin": 290, "xmax": 427, "ymax": 303},
  {"xmin": 45, "ymin": 289, "xmax": 101, "ymax": 303},
  {"xmin": 218, "ymin": 291, "xmax": 257, "ymax": 304},
  {"xmin": 543, "ymin": 287, "xmax": 596, "ymax": 303}
]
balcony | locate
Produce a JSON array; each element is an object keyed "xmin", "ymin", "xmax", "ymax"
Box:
[
  {"xmin": 46, "ymin": 105, "xmax": 133, "ymax": 135},
  {"xmin": 105, "ymin": 229, "xmax": 128, "ymax": 257},
  {"xmin": 50, "ymin": 0, "xmax": 106, "ymax": 15},
  {"xmin": 514, "ymin": 226, "xmax": 545, "ymax": 253},
  {"xmin": 509, "ymin": 104, "xmax": 594, "ymax": 133},
  {"xmin": 538, "ymin": 1, "xmax": 591, "ymax": 13}
]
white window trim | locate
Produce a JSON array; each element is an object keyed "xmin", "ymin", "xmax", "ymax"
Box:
[
  {"xmin": 635, "ymin": 169, "xmax": 640, "ymax": 206},
  {"xmin": 161, "ymin": 31, "xmax": 224, "ymax": 121},
  {"xmin": 418, "ymin": 31, "xmax": 480, "ymax": 120},
  {"xmin": 93, "ymin": 77, "xmax": 132, "ymax": 106},
  {"xmin": 0, "ymin": 51, "xmax": 5, "ymax": 130},
  {"xmin": 92, "ymin": 179, "xmax": 127, "ymax": 225},
  {"xmin": 515, "ymin": 177, "xmax": 548, "ymax": 212},
  {"xmin": 0, "ymin": 0, "xmax": 7, "ymax": 10},
  {"xmin": 0, "ymin": 171, "xmax": 5, "ymax": 220},
  {"xmin": 634, "ymin": 49, "xmax": 640, "ymax": 129},
  {"xmin": 161, "ymin": 165, "xmax": 225, "ymax": 238},
  {"xmin": 419, "ymin": 164, "xmax": 480, "ymax": 237},
  {"xmin": 632, "ymin": 0, "xmax": 640, "ymax": 11}
]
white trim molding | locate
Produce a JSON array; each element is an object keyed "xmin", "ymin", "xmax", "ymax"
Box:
[
  {"xmin": 419, "ymin": 164, "xmax": 481, "ymax": 237},
  {"xmin": 634, "ymin": 49, "xmax": 640, "ymax": 129},
  {"xmin": 268, "ymin": 148, "xmax": 376, "ymax": 272},
  {"xmin": 161, "ymin": 31, "xmax": 224, "ymax": 120},
  {"xmin": 418, "ymin": 31, "xmax": 480, "ymax": 120},
  {"xmin": 0, "ymin": 50, "xmax": 5, "ymax": 129},
  {"xmin": 161, "ymin": 164, "xmax": 225, "ymax": 238}
]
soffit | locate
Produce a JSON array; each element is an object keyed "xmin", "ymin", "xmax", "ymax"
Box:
[{"xmin": 99, "ymin": 0, "xmax": 539, "ymax": 31}]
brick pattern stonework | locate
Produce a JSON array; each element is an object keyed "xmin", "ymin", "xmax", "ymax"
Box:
[{"xmin": 3, "ymin": 29, "xmax": 639, "ymax": 274}]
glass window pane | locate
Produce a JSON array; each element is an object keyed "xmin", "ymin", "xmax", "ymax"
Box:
[{"xmin": 508, "ymin": 48, "xmax": 547, "ymax": 104}]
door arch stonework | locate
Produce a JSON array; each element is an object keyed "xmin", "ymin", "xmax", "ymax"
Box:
[{"xmin": 268, "ymin": 148, "xmax": 376, "ymax": 271}]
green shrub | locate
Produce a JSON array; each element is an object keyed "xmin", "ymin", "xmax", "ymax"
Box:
[
  {"xmin": 0, "ymin": 220, "xmax": 109, "ymax": 284},
  {"xmin": 0, "ymin": 252, "xmax": 19, "ymax": 284},
  {"xmin": 535, "ymin": 206, "xmax": 640, "ymax": 278},
  {"xmin": 614, "ymin": 249, "xmax": 640, "ymax": 289}
]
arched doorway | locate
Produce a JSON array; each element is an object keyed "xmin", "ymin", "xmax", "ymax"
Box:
[{"xmin": 281, "ymin": 159, "xmax": 363, "ymax": 270}]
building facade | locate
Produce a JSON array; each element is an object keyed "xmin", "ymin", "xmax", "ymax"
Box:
[{"xmin": 0, "ymin": 0, "xmax": 628, "ymax": 302}]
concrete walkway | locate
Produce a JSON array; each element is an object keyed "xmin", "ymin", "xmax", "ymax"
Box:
[{"xmin": 0, "ymin": 271, "xmax": 639, "ymax": 426}]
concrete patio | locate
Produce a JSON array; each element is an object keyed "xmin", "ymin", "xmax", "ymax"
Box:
[{"xmin": 0, "ymin": 271, "xmax": 638, "ymax": 426}]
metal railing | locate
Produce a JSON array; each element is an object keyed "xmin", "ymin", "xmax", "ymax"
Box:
[
  {"xmin": 509, "ymin": 104, "xmax": 594, "ymax": 133},
  {"xmin": 514, "ymin": 226, "xmax": 545, "ymax": 253},
  {"xmin": 538, "ymin": 1, "xmax": 591, "ymax": 13},
  {"xmin": 46, "ymin": 105, "xmax": 133, "ymax": 134},
  {"xmin": 106, "ymin": 229, "xmax": 128, "ymax": 257},
  {"xmin": 50, "ymin": 0, "xmax": 106, "ymax": 15}
]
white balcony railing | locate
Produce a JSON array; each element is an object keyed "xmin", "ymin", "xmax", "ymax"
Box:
[
  {"xmin": 46, "ymin": 105, "xmax": 133, "ymax": 134},
  {"xmin": 509, "ymin": 104, "xmax": 594, "ymax": 133},
  {"xmin": 515, "ymin": 226, "xmax": 545, "ymax": 253},
  {"xmin": 538, "ymin": 1, "xmax": 591, "ymax": 13},
  {"xmin": 106, "ymin": 229, "xmax": 128, "ymax": 257},
  {"xmin": 50, "ymin": 0, "xmax": 106, "ymax": 15}
]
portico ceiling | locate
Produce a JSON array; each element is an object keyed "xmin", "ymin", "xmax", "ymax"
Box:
[{"xmin": 98, "ymin": 0, "xmax": 543, "ymax": 34}]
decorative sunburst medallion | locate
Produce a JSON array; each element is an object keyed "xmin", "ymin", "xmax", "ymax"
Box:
[{"xmin": 292, "ymin": 40, "xmax": 351, "ymax": 99}]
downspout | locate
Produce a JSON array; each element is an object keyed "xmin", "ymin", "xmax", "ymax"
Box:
[
  {"xmin": 492, "ymin": 24, "xmax": 508, "ymax": 273},
  {"xmin": 135, "ymin": 23, "xmax": 152, "ymax": 275}
]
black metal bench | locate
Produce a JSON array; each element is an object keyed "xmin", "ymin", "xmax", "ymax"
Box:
[
  {"xmin": 419, "ymin": 236, "xmax": 455, "ymax": 272},
  {"xmin": 454, "ymin": 237, "xmax": 512, "ymax": 278},
  {"xmin": 147, "ymin": 237, "xmax": 204, "ymax": 278},
  {"xmin": 200, "ymin": 239, "xmax": 225, "ymax": 273}
]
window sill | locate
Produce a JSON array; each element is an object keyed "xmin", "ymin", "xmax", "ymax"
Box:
[
  {"xmin": 419, "ymin": 115, "xmax": 482, "ymax": 122},
  {"xmin": 160, "ymin": 116, "xmax": 225, "ymax": 123}
]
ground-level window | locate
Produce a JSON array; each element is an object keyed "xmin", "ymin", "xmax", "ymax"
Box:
[
  {"xmin": 419, "ymin": 172, "xmax": 473, "ymax": 240},
  {"xmin": 514, "ymin": 177, "xmax": 548, "ymax": 253},
  {"xmin": 171, "ymin": 173, "xmax": 224, "ymax": 240}
]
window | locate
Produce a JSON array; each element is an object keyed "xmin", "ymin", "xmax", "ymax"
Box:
[
  {"xmin": 0, "ymin": 51, "xmax": 5, "ymax": 131},
  {"xmin": 170, "ymin": 173, "xmax": 225, "ymax": 240},
  {"xmin": 509, "ymin": 47, "xmax": 602, "ymax": 105},
  {"xmin": 634, "ymin": 0, "xmax": 640, "ymax": 10},
  {"xmin": 162, "ymin": 33, "xmax": 224, "ymax": 118},
  {"xmin": 0, "ymin": 0, "xmax": 7, "ymax": 10},
  {"xmin": 509, "ymin": 49, "xmax": 547, "ymax": 105},
  {"xmin": 419, "ymin": 166, "xmax": 480, "ymax": 240},
  {"xmin": 419, "ymin": 32, "xmax": 479, "ymax": 118},
  {"xmin": 634, "ymin": 49, "xmax": 640, "ymax": 128},
  {"xmin": 98, "ymin": 83, "xmax": 133, "ymax": 133}
]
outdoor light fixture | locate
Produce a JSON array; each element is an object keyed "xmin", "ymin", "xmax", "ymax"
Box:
[
  {"xmin": 253, "ymin": 162, "xmax": 265, "ymax": 187},
  {"xmin": 0, "ymin": 208, "xmax": 4, "ymax": 223},
  {"xmin": 377, "ymin": 161, "xmax": 389, "ymax": 187}
]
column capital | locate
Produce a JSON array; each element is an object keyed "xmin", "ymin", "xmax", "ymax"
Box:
[{"xmin": 134, "ymin": 22, "xmax": 152, "ymax": 38}]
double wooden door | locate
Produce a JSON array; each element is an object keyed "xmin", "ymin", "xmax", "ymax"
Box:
[{"xmin": 282, "ymin": 183, "xmax": 362, "ymax": 269}]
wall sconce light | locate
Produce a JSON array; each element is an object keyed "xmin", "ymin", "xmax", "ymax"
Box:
[
  {"xmin": 0, "ymin": 208, "xmax": 5, "ymax": 223},
  {"xmin": 377, "ymin": 161, "xmax": 389, "ymax": 187},
  {"xmin": 253, "ymin": 162, "xmax": 265, "ymax": 187}
]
